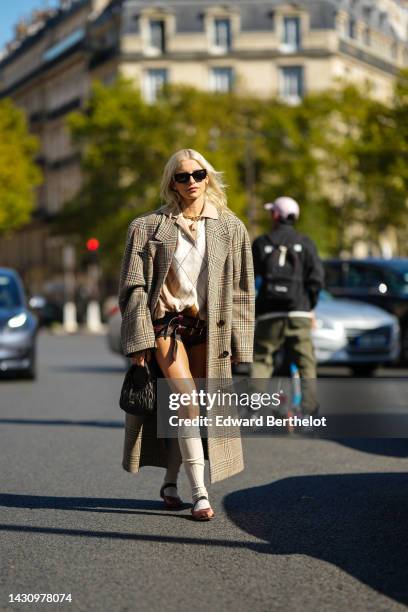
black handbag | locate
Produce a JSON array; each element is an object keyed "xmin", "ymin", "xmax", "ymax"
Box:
[{"xmin": 119, "ymin": 358, "xmax": 158, "ymax": 416}]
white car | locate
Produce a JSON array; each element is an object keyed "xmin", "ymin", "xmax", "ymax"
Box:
[{"xmin": 312, "ymin": 290, "xmax": 400, "ymax": 375}]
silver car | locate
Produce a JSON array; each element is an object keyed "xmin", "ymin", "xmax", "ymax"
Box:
[
  {"xmin": 0, "ymin": 268, "xmax": 38, "ymax": 379},
  {"xmin": 313, "ymin": 290, "xmax": 400, "ymax": 375}
]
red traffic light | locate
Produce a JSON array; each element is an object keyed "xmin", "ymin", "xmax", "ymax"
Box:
[{"xmin": 86, "ymin": 238, "xmax": 100, "ymax": 251}]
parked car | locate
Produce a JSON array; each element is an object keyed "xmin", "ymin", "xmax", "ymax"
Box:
[
  {"xmin": 234, "ymin": 290, "xmax": 399, "ymax": 376},
  {"xmin": 107, "ymin": 291, "xmax": 399, "ymax": 376},
  {"xmin": 0, "ymin": 268, "xmax": 38, "ymax": 379},
  {"xmin": 324, "ymin": 258, "xmax": 408, "ymax": 362},
  {"xmin": 28, "ymin": 295, "xmax": 63, "ymax": 327},
  {"xmin": 312, "ymin": 290, "xmax": 399, "ymax": 376}
]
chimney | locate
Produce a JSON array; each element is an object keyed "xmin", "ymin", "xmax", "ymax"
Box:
[{"xmin": 15, "ymin": 20, "xmax": 28, "ymax": 41}]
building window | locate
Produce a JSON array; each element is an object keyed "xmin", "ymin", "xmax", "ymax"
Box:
[
  {"xmin": 279, "ymin": 66, "xmax": 303, "ymax": 104},
  {"xmin": 210, "ymin": 68, "xmax": 234, "ymax": 93},
  {"xmin": 282, "ymin": 16, "xmax": 301, "ymax": 51},
  {"xmin": 43, "ymin": 28, "xmax": 85, "ymax": 62},
  {"xmin": 348, "ymin": 18, "xmax": 356, "ymax": 39},
  {"xmin": 143, "ymin": 69, "xmax": 168, "ymax": 103},
  {"xmin": 149, "ymin": 20, "xmax": 165, "ymax": 54},
  {"xmin": 213, "ymin": 19, "xmax": 232, "ymax": 52}
]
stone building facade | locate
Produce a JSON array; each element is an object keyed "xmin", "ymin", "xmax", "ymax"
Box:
[{"xmin": 0, "ymin": 0, "xmax": 407, "ymax": 296}]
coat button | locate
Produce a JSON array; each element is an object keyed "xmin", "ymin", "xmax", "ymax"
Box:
[
  {"xmin": 217, "ymin": 320, "xmax": 225, "ymax": 327},
  {"xmin": 220, "ymin": 350, "xmax": 229, "ymax": 358}
]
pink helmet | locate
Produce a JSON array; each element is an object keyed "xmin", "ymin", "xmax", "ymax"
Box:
[{"xmin": 264, "ymin": 196, "xmax": 300, "ymax": 219}]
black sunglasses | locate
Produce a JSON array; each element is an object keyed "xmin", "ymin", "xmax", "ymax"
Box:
[{"xmin": 173, "ymin": 169, "xmax": 207, "ymax": 184}]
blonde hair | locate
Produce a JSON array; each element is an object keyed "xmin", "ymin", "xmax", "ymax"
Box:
[{"xmin": 160, "ymin": 149, "xmax": 228, "ymax": 212}]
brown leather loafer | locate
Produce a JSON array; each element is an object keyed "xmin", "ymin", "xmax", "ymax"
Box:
[
  {"xmin": 160, "ymin": 483, "xmax": 183, "ymax": 509},
  {"xmin": 191, "ymin": 496, "xmax": 215, "ymax": 521}
]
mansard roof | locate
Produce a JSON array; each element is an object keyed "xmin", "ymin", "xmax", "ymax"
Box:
[{"xmin": 120, "ymin": 0, "xmax": 404, "ymax": 39}]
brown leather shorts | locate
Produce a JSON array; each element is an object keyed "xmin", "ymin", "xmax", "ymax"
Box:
[{"xmin": 153, "ymin": 312, "xmax": 207, "ymax": 361}]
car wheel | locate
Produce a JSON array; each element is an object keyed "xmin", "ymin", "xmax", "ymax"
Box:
[
  {"xmin": 400, "ymin": 324, "xmax": 408, "ymax": 365},
  {"xmin": 350, "ymin": 364, "xmax": 377, "ymax": 377},
  {"xmin": 23, "ymin": 350, "xmax": 37, "ymax": 380}
]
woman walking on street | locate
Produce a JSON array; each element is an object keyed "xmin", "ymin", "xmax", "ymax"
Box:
[{"xmin": 119, "ymin": 148, "xmax": 255, "ymax": 520}]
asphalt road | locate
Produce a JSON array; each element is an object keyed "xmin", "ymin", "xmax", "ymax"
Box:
[{"xmin": 1, "ymin": 332, "xmax": 407, "ymax": 612}]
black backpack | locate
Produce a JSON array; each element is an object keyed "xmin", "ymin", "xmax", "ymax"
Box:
[{"xmin": 260, "ymin": 234, "xmax": 304, "ymax": 310}]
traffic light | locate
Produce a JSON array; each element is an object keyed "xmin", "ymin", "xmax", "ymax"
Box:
[
  {"xmin": 86, "ymin": 238, "xmax": 100, "ymax": 252},
  {"xmin": 82, "ymin": 237, "xmax": 100, "ymax": 266}
]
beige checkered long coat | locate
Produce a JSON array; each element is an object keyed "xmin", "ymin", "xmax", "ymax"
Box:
[{"xmin": 119, "ymin": 204, "xmax": 255, "ymax": 483}]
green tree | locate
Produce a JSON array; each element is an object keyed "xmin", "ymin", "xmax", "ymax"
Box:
[
  {"xmin": 304, "ymin": 76, "xmax": 408, "ymax": 255},
  {"xmin": 304, "ymin": 84, "xmax": 375, "ymax": 254},
  {"xmin": 56, "ymin": 79, "xmax": 175, "ymax": 271},
  {"xmin": 56, "ymin": 73, "xmax": 408, "ymax": 267},
  {"xmin": 255, "ymin": 98, "xmax": 337, "ymax": 256},
  {"xmin": 58, "ymin": 79, "xmax": 259, "ymax": 271},
  {"xmin": 0, "ymin": 98, "xmax": 41, "ymax": 233},
  {"xmin": 373, "ymin": 69, "xmax": 408, "ymax": 253}
]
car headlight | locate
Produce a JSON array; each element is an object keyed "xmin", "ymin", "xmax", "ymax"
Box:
[{"xmin": 8, "ymin": 313, "xmax": 28, "ymax": 329}]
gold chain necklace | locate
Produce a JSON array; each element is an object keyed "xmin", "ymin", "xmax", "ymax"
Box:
[{"xmin": 181, "ymin": 202, "xmax": 205, "ymax": 221}]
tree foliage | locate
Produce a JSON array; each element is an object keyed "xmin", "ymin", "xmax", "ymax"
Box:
[
  {"xmin": 0, "ymin": 98, "xmax": 41, "ymax": 233},
  {"xmin": 57, "ymin": 79, "xmax": 261, "ymax": 271},
  {"xmin": 56, "ymin": 72, "xmax": 408, "ymax": 271}
]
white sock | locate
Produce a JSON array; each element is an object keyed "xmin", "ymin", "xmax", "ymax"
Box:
[
  {"xmin": 163, "ymin": 438, "xmax": 182, "ymax": 497},
  {"xmin": 177, "ymin": 434, "xmax": 210, "ymax": 509}
]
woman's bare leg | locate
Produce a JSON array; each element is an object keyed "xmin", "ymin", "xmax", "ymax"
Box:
[
  {"xmin": 155, "ymin": 338, "xmax": 211, "ymax": 513},
  {"xmin": 155, "ymin": 337, "xmax": 192, "ymax": 498},
  {"xmin": 187, "ymin": 341, "xmax": 207, "ymax": 379},
  {"xmin": 182, "ymin": 341, "xmax": 211, "ymax": 512},
  {"xmin": 155, "ymin": 336, "xmax": 197, "ymax": 415}
]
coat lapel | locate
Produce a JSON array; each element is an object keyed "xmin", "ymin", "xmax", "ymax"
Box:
[
  {"xmin": 206, "ymin": 215, "xmax": 231, "ymax": 297},
  {"xmin": 149, "ymin": 213, "xmax": 178, "ymax": 314}
]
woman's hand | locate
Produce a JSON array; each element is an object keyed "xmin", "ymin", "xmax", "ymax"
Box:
[{"xmin": 130, "ymin": 349, "xmax": 152, "ymax": 367}]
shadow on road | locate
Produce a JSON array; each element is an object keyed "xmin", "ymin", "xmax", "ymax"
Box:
[
  {"xmin": 1, "ymin": 476, "xmax": 407, "ymax": 604},
  {"xmin": 317, "ymin": 367, "xmax": 408, "ymax": 379},
  {"xmin": 224, "ymin": 472, "xmax": 408, "ymax": 606},
  {"xmin": 0, "ymin": 418, "xmax": 123, "ymax": 428},
  {"xmin": 334, "ymin": 438, "xmax": 408, "ymax": 457},
  {"xmin": 0, "ymin": 494, "xmax": 190, "ymax": 517},
  {"xmin": 50, "ymin": 365, "xmax": 126, "ymax": 374}
]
